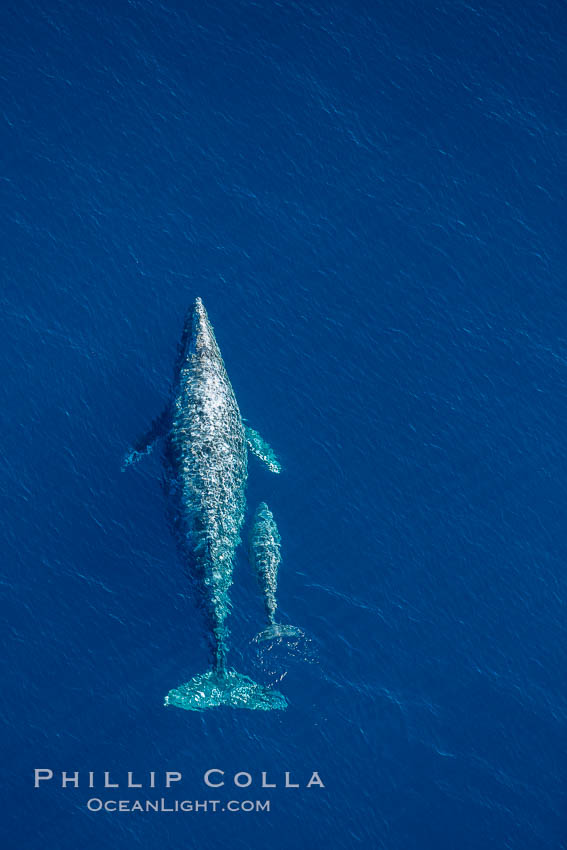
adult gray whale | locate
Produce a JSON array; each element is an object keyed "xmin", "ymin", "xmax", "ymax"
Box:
[{"xmin": 125, "ymin": 298, "xmax": 286, "ymax": 711}]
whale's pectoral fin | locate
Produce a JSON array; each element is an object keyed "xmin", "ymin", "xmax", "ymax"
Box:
[
  {"xmin": 122, "ymin": 405, "xmax": 170, "ymax": 469},
  {"xmin": 245, "ymin": 425, "xmax": 282, "ymax": 474}
]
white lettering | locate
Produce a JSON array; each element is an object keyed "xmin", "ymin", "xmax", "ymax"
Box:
[
  {"xmin": 62, "ymin": 772, "xmax": 79, "ymax": 788},
  {"xmin": 234, "ymin": 772, "xmax": 252, "ymax": 788},
  {"xmin": 307, "ymin": 771, "xmax": 325, "ymax": 788},
  {"xmin": 34, "ymin": 769, "xmax": 53, "ymax": 787},
  {"xmin": 204, "ymin": 769, "xmax": 224, "ymax": 787},
  {"xmin": 165, "ymin": 771, "xmax": 182, "ymax": 788},
  {"xmin": 261, "ymin": 772, "xmax": 276, "ymax": 788},
  {"xmin": 104, "ymin": 772, "xmax": 118, "ymax": 788}
]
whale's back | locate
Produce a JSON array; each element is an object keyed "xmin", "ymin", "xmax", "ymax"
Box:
[{"xmin": 171, "ymin": 300, "xmax": 247, "ymax": 604}]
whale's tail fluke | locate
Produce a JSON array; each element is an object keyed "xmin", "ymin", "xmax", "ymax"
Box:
[
  {"xmin": 253, "ymin": 623, "xmax": 305, "ymax": 643},
  {"xmin": 164, "ymin": 669, "xmax": 287, "ymax": 711}
]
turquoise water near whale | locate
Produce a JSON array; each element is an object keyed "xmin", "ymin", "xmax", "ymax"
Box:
[{"xmin": 2, "ymin": 0, "xmax": 566, "ymax": 848}]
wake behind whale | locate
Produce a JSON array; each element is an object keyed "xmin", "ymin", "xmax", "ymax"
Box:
[{"xmin": 125, "ymin": 298, "xmax": 286, "ymax": 711}]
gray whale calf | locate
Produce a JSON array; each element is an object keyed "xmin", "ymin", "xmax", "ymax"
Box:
[
  {"xmin": 125, "ymin": 298, "xmax": 286, "ymax": 710},
  {"xmin": 249, "ymin": 502, "xmax": 303, "ymax": 643}
]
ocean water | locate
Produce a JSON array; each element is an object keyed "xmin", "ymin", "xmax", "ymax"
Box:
[{"xmin": 1, "ymin": 0, "xmax": 566, "ymax": 847}]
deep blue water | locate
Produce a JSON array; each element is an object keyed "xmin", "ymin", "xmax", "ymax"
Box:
[{"xmin": 2, "ymin": 0, "xmax": 566, "ymax": 847}]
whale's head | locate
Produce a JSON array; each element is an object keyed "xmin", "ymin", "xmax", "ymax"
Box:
[
  {"xmin": 193, "ymin": 296, "xmax": 206, "ymax": 319},
  {"xmin": 179, "ymin": 297, "xmax": 219, "ymax": 361}
]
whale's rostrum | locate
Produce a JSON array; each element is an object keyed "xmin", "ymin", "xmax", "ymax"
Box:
[{"xmin": 125, "ymin": 298, "xmax": 285, "ymax": 710}]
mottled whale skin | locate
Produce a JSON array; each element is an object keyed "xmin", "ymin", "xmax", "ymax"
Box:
[
  {"xmin": 249, "ymin": 502, "xmax": 303, "ymax": 643},
  {"xmin": 125, "ymin": 298, "xmax": 285, "ymax": 711},
  {"xmin": 169, "ymin": 298, "xmax": 247, "ymax": 668}
]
